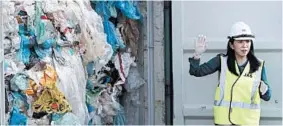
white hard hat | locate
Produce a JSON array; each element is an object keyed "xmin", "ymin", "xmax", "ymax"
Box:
[{"xmin": 228, "ymin": 21, "xmax": 255, "ymax": 41}]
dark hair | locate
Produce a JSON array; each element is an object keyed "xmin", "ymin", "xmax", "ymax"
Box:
[{"xmin": 226, "ymin": 38, "xmax": 260, "ymax": 76}]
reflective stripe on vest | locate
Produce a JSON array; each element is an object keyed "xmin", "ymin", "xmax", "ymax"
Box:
[
  {"xmin": 217, "ymin": 56, "xmax": 263, "ymax": 109},
  {"xmin": 251, "ymin": 65, "xmax": 263, "ymax": 104},
  {"xmin": 214, "ymin": 100, "xmax": 260, "ymax": 109},
  {"xmin": 218, "ymin": 56, "xmax": 227, "ymax": 104}
]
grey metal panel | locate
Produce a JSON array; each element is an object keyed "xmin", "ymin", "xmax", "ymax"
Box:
[
  {"xmin": 172, "ymin": 1, "xmax": 185, "ymax": 125},
  {"xmin": 172, "ymin": 1, "xmax": 282, "ymax": 125}
]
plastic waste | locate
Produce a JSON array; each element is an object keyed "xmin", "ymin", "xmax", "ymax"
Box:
[
  {"xmin": 125, "ymin": 66, "xmax": 146, "ymax": 92},
  {"xmin": 51, "ymin": 112, "xmax": 81, "ymax": 125},
  {"xmin": 32, "ymin": 64, "xmax": 72, "ymax": 114},
  {"xmin": 114, "ymin": 52, "xmax": 135, "ymax": 85},
  {"xmin": 53, "ymin": 47, "xmax": 89, "ymax": 124},
  {"xmin": 103, "ymin": 20, "xmax": 126, "ymax": 52},
  {"xmin": 9, "ymin": 107, "xmax": 27, "ymax": 125},
  {"xmin": 10, "ymin": 73, "xmax": 29, "ymax": 91},
  {"xmin": 17, "ymin": 34, "xmax": 31, "ymax": 64},
  {"xmin": 114, "ymin": 1, "xmax": 142, "ymax": 20},
  {"xmin": 4, "ymin": 58, "xmax": 26, "ymax": 76}
]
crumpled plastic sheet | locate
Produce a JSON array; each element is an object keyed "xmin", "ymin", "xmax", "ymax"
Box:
[
  {"xmin": 114, "ymin": 52, "xmax": 136, "ymax": 85},
  {"xmin": 8, "ymin": 91, "xmax": 29, "ymax": 113},
  {"xmin": 94, "ymin": 1, "xmax": 126, "ymax": 52},
  {"xmin": 31, "ymin": 64, "xmax": 72, "ymax": 114},
  {"xmin": 9, "ymin": 107, "xmax": 27, "ymax": 125},
  {"xmin": 41, "ymin": 0, "xmax": 62, "ymax": 13},
  {"xmin": 93, "ymin": 88, "xmax": 125, "ymax": 125},
  {"xmin": 113, "ymin": 104, "xmax": 126, "ymax": 125},
  {"xmin": 25, "ymin": 50, "xmax": 41, "ymax": 70},
  {"xmin": 114, "ymin": 1, "xmax": 142, "ymax": 20},
  {"xmin": 94, "ymin": 1, "xmax": 112, "ymax": 20},
  {"xmin": 53, "ymin": 47, "xmax": 89, "ymax": 124},
  {"xmin": 27, "ymin": 115, "xmax": 49, "ymax": 125},
  {"xmin": 78, "ymin": 0, "xmax": 112, "ymax": 66},
  {"xmin": 103, "ymin": 20, "xmax": 126, "ymax": 52},
  {"xmin": 4, "ymin": 57, "xmax": 26, "ymax": 76},
  {"xmin": 96, "ymin": 90, "xmax": 116, "ymax": 123},
  {"xmin": 25, "ymin": 61, "xmax": 45, "ymax": 85},
  {"xmin": 125, "ymin": 66, "xmax": 146, "ymax": 92},
  {"xmin": 51, "ymin": 112, "xmax": 81, "ymax": 125},
  {"xmin": 2, "ymin": 8, "xmax": 21, "ymax": 54},
  {"xmin": 10, "ymin": 73, "xmax": 29, "ymax": 91},
  {"xmin": 34, "ymin": 39, "xmax": 55, "ymax": 59},
  {"xmin": 2, "ymin": 2, "xmax": 18, "ymax": 33},
  {"xmin": 117, "ymin": 16, "xmax": 140, "ymax": 57},
  {"xmin": 17, "ymin": 34, "xmax": 32, "ymax": 64}
]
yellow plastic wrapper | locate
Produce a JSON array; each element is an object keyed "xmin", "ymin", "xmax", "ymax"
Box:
[{"xmin": 30, "ymin": 64, "xmax": 71, "ymax": 113}]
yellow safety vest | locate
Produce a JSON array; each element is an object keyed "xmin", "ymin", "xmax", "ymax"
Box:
[{"xmin": 214, "ymin": 56, "xmax": 263, "ymax": 125}]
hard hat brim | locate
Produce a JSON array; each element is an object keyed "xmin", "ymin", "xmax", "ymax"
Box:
[{"xmin": 234, "ymin": 37, "xmax": 255, "ymax": 41}]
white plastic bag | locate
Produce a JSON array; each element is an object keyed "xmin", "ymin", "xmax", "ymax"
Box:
[
  {"xmin": 42, "ymin": 0, "xmax": 62, "ymax": 13},
  {"xmin": 53, "ymin": 47, "xmax": 89, "ymax": 124},
  {"xmin": 4, "ymin": 58, "xmax": 26, "ymax": 76},
  {"xmin": 77, "ymin": 0, "xmax": 112, "ymax": 67},
  {"xmin": 114, "ymin": 52, "xmax": 136, "ymax": 85}
]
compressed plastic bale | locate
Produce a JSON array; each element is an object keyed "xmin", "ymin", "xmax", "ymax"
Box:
[{"xmin": 53, "ymin": 47, "xmax": 89, "ymax": 124}]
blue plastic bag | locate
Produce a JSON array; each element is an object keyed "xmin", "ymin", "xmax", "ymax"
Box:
[
  {"xmin": 16, "ymin": 34, "xmax": 31, "ymax": 64},
  {"xmin": 34, "ymin": 39, "xmax": 55, "ymax": 59},
  {"xmin": 17, "ymin": 24, "xmax": 36, "ymax": 64},
  {"xmin": 114, "ymin": 1, "xmax": 142, "ymax": 20},
  {"xmin": 94, "ymin": 1, "xmax": 112, "ymax": 20},
  {"xmin": 9, "ymin": 107, "xmax": 27, "ymax": 125},
  {"xmin": 10, "ymin": 92, "xmax": 29, "ymax": 111},
  {"xmin": 103, "ymin": 20, "xmax": 126, "ymax": 51}
]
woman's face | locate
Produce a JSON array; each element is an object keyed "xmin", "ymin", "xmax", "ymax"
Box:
[{"xmin": 230, "ymin": 40, "xmax": 251, "ymax": 57}]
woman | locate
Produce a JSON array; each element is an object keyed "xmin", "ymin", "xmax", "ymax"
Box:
[{"xmin": 189, "ymin": 21, "xmax": 271, "ymax": 125}]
